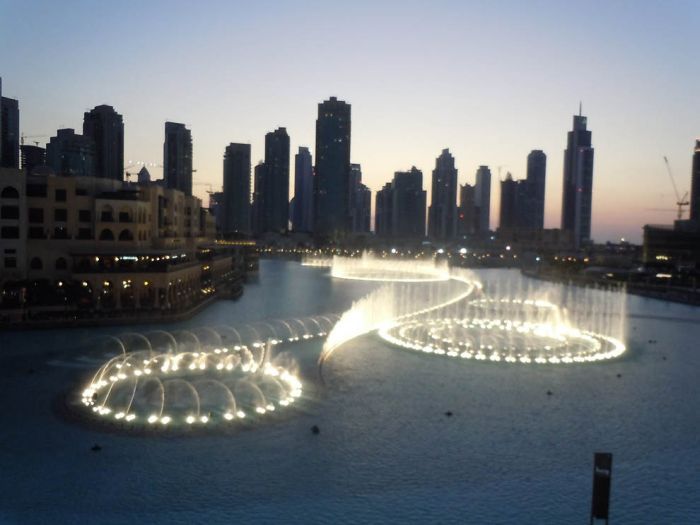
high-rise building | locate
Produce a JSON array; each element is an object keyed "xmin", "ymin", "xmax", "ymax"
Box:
[
  {"xmin": 137, "ymin": 166, "xmax": 151, "ymax": 184},
  {"xmin": 499, "ymin": 173, "xmax": 518, "ymax": 230},
  {"xmin": 428, "ymin": 149, "xmax": 458, "ymax": 240},
  {"xmin": 349, "ymin": 163, "xmax": 371, "ymax": 233},
  {"xmin": 375, "ymin": 182, "xmax": 394, "ymax": 236},
  {"xmin": 526, "ymin": 150, "xmax": 547, "ymax": 229},
  {"xmin": 474, "ymin": 165, "xmax": 492, "ymax": 234},
  {"xmin": 314, "ymin": 96, "xmax": 351, "ymax": 237},
  {"xmin": 164, "ymin": 122, "xmax": 193, "ymax": 196},
  {"xmin": 20, "ymin": 144, "xmax": 46, "ymax": 175},
  {"xmin": 83, "ymin": 105, "xmax": 124, "ymax": 181},
  {"xmin": 0, "ymin": 77, "xmax": 3, "ymax": 166},
  {"xmin": 46, "ymin": 128, "xmax": 96, "ymax": 177},
  {"xmin": 252, "ymin": 161, "xmax": 266, "ymax": 236},
  {"xmin": 691, "ymin": 140, "xmax": 700, "ymax": 223},
  {"xmin": 391, "ymin": 167, "xmax": 426, "ymax": 239},
  {"xmin": 253, "ymin": 128, "xmax": 290, "ymax": 235},
  {"xmin": 292, "ymin": 147, "xmax": 313, "ymax": 232},
  {"xmin": 1, "ymin": 96, "xmax": 20, "ymax": 169},
  {"xmin": 222, "ymin": 143, "xmax": 252, "ymax": 236},
  {"xmin": 458, "ymin": 183, "xmax": 476, "ymax": 236},
  {"xmin": 561, "ymin": 110, "xmax": 594, "ymax": 248}
]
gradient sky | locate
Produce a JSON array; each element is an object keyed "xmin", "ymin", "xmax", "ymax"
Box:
[{"xmin": 1, "ymin": 0, "xmax": 698, "ymax": 243}]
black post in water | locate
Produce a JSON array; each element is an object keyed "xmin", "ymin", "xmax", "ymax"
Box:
[{"xmin": 590, "ymin": 452, "xmax": 613, "ymax": 524}]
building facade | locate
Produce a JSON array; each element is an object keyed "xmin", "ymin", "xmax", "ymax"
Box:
[
  {"xmin": 375, "ymin": 182, "xmax": 393, "ymax": 237},
  {"xmin": 1, "ymin": 96, "xmax": 19, "ymax": 169},
  {"xmin": 458, "ymin": 183, "xmax": 476, "ymax": 236},
  {"xmin": 314, "ymin": 97, "xmax": 351, "ymax": 237},
  {"xmin": 526, "ymin": 149, "xmax": 547, "ymax": 229},
  {"xmin": 223, "ymin": 143, "xmax": 251, "ymax": 236},
  {"xmin": 292, "ymin": 146, "xmax": 313, "ymax": 232},
  {"xmin": 257, "ymin": 128, "xmax": 290, "ymax": 234},
  {"xmin": 561, "ymin": 111, "xmax": 594, "ymax": 248},
  {"xmin": 83, "ymin": 105, "xmax": 124, "ymax": 181},
  {"xmin": 349, "ymin": 163, "xmax": 371, "ymax": 233},
  {"xmin": 46, "ymin": 129, "xmax": 96, "ymax": 178},
  {"xmin": 428, "ymin": 148, "xmax": 458, "ymax": 240},
  {"xmin": 691, "ymin": 139, "xmax": 700, "ymax": 223},
  {"xmin": 388, "ymin": 167, "xmax": 426, "ymax": 239},
  {"xmin": 164, "ymin": 122, "xmax": 193, "ymax": 196},
  {"xmin": 474, "ymin": 165, "xmax": 491, "ymax": 234}
]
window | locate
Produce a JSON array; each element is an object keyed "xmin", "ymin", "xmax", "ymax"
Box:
[
  {"xmin": 118, "ymin": 211, "xmax": 131, "ymax": 222},
  {"xmin": 1, "ymin": 186, "xmax": 20, "ymax": 199},
  {"xmin": 99, "ymin": 229, "xmax": 114, "ymax": 241},
  {"xmin": 54, "ymin": 209, "xmax": 68, "ymax": 222},
  {"xmin": 100, "ymin": 205, "xmax": 114, "ymax": 222},
  {"xmin": 75, "ymin": 188, "xmax": 88, "ymax": 196},
  {"xmin": 55, "ymin": 189, "xmax": 67, "ymax": 202},
  {"xmin": 54, "ymin": 227, "xmax": 69, "ymax": 239},
  {"xmin": 28, "ymin": 208, "xmax": 44, "ymax": 223},
  {"xmin": 1, "ymin": 205, "xmax": 19, "ymax": 220},
  {"xmin": 0, "ymin": 226, "xmax": 19, "ymax": 239},
  {"xmin": 29, "ymin": 257, "xmax": 43, "ymax": 270},
  {"xmin": 78, "ymin": 210, "xmax": 91, "ymax": 222},
  {"xmin": 4, "ymin": 257, "xmax": 17, "ymax": 269},
  {"xmin": 26, "ymin": 184, "xmax": 47, "ymax": 197},
  {"xmin": 77, "ymin": 228, "xmax": 92, "ymax": 240},
  {"xmin": 118, "ymin": 229, "xmax": 134, "ymax": 241},
  {"xmin": 28, "ymin": 227, "xmax": 45, "ymax": 239},
  {"xmin": 55, "ymin": 257, "xmax": 68, "ymax": 270}
]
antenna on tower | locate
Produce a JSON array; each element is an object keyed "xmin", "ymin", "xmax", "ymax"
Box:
[{"xmin": 579, "ymin": 101, "xmax": 582, "ymax": 116}]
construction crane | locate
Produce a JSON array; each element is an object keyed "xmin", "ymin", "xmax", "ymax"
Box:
[
  {"xmin": 663, "ymin": 156, "xmax": 689, "ymax": 220},
  {"xmin": 20, "ymin": 133, "xmax": 48, "ymax": 146}
]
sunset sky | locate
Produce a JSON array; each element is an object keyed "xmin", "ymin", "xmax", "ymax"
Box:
[{"xmin": 1, "ymin": 0, "xmax": 698, "ymax": 242}]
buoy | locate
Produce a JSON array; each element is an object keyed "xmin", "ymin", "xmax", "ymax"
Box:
[
  {"xmin": 445, "ymin": 411, "xmax": 453, "ymax": 417},
  {"xmin": 311, "ymin": 425, "xmax": 320, "ymax": 435},
  {"xmin": 91, "ymin": 444, "xmax": 102, "ymax": 452},
  {"xmin": 616, "ymin": 373, "xmax": 622, "ymax": 378},
  {"xmin": 546, "ymin": 390, "xmax": 553, "ymax": 396}
]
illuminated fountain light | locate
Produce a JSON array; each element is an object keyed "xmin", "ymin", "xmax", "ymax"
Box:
[
  {"xmin": 329, "ymin": 251, "xmax": 451, "ymax": 282},
  {"xmin": 79, "ymin": 343, "xmax": 304, "ymax": 430}
]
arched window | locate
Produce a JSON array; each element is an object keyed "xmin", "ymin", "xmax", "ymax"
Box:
[
  {"xmin": 118, "ymin": 229, "xmax": 134, "ymax": 241},
  {"xmin": 118, "ymin": 206, "xmax": 132, "ymax": 223},
  {"xmin": 99, "ymin": 228, "xmax": 115, "ymax": 241},
  {"xmin": 100, "ymin": 204, "xmax": 114, "ymax": 222},
  {"xmin": 55, "ymin": 257, "xmax": 68, "ymax": 270},
  {"xmin": 30, "ymin": 257, "xmax": 43, "ymax": 270},
  {"xmin": 0, "ymin": 186, "xmax": 19, "ymax": 199}
]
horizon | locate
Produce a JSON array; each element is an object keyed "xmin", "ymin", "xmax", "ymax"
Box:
[{"xmin": 2, "ymin": 0, "xmax": 699, "ymax": 243}]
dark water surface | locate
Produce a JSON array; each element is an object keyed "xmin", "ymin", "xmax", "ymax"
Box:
[{"xmin": 1, "ymin": 260, "xmax": 699, "ymax": 524}]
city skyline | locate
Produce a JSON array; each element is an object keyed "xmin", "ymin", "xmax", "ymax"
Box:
[{"xmin": 1, "ymin": 0, "xmax": 699, "ymax": 242}]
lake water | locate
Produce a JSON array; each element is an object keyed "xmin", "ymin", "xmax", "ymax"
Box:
[{"xmin": 1, "ymin": 260, "xmax": 699, "ymax": 524}]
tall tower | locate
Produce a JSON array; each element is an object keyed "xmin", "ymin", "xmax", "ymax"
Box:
[
  {"xmin": 391, "ymin": 167, "xmax": 426, "ymax": 239},
  {"xmin": 46, "ymin": 129, "xmax": 96, "ymax": 177},
  {"xmin": 526, "ymin": 149, "xmax": 547, "ymax": 229},
  {"xmin": 499, "ymin": 173, "xmax": 518, "ymax": 230},
  {"xmin": 691, "ymin": 140, "xmax": 700, "ymax": 222},
  {"xmin": 314, "ymin": 96, "xmax": 351, "ymax": 237},
  {"xmin": 223, "ymin": 143, "xmax": 252, "ymax": 236},
  {"xmin": 561, "ymin": 109, "xmax": 594, "ymax": 248},
  {"xmin": 474, "ymin": 165, "xmax": 492, "ymax": 234},
  {"xmin": 83, "ymin": 105, "xmax": 124, "ymax": 180},
  {"xmin": 458, "ymin": 183, "xmax": 476, "ymax": 236},
  {"xmin": 428, "ymin": 148, "xmax": 458, "ymax": 240},
  {"xmin": 292, "ymin": 147, "xmax": 313, "ymax": 232},
  {"xmin": 164, "ymin": 122, "xmax": 193, "ymax": 195},
  {"xmin": 1, "ymin": 95, "xmax": 20, "ymax": 169},
  {"xmin": 261, "ymin": 127, "xmax": 290, "ymax": 234}
]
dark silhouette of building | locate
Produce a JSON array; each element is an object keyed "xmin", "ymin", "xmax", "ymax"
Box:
[
  {"xmin": 137, "ymin": 165, "xmax": 151, "ymax": 183},
  {"xmin": 561, "ymin": 109, "xmax": 594, "ymax": 248},
  {"xmin": 499, "ymin": 173, "xmax": 518, "ymax": 230},
  {"xmin": 252, "ymin": 161, "xmax": 266, "ymax": 235},
  {"xmin": 1, "ymin": 96, "xmax": 19, "ymax": 169},
  {"xmin": 21, "ymin": 144, "xmax": 46, "ymax": 175},
  {"xmin": 314, "ymin": 96, "xmax": 351, "ymax": 237},
  {"xmin": 292, "ymin": 147, "xmax": 313, "ymax": 232},
  {"xmin": 458, "ymin": 183, "xmax": 476, "ymax": 236},
  {"xmin": 691, "ymin": 139, "xmax": 700, "ymax": 223},
  {"xmin": 474, "ymin": 165, "xmax": 491, "ymax": 234},
  {"xmin": 349, "ymin": 163, "xmax": 371, "ymax": 233},
  {"xmin": 377, "ymin": 167, "xmax": 426, "ymax": 239},
  {"xmin": 46, "ymin": 128, "xmax": 96, "ymax": 177},
  {"xmin": 253, "ymin": 128, "xmax": 289, "ymax": 235},
  {"xmin": 223, "ymin": 143, "xmax": 252, "ymax": 236},
  {"xmin": 164, "ymin": 122, "xmax": 193, "ymax": 195},
  {"xmin": 375, "ymin": 182, "xmax": 393, "ymax": 237},
  {"xmin": 526, "ymin": 149, "xmax": 547, "ymax": 229},
  {"xmin": 83, "ymin": 105, "xmax": 124, "ymax": 181},
  {"xmin": 428, "ymin": 149, "xmax": 458, "ymax": 240}
]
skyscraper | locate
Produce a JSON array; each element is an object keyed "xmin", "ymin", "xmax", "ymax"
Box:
[
  {"xmin": 314, "ymin": 96, "xmax": 351, "ymax": 237},
  {"xmin": 428, "ymin": 149, "xmax": 458, "ymax": 240},
  {"xmin": 458, "ymin": 183, "xmax": 476, "ymax": 236},
  {"xmin": 375, "ymin": 182, "xmax": 394, "ymax": 236},
  {"xmin": 526, "ymin": 149, "xmax": 547, "ymax": 229},
  {"xmin": 349, "ymin": 163, "xmax": 371, "ymax": 233},
  {"xmin": 222, "ymin": 143, "xmax": 252, "ymax": 236},
  {"xmin": 391, "ymin": 167, "xmax": 427, "ymax": 239},
  {"xmin": 691, "ymin": 140, "xmax": 700, "ymax": 223},
  {"xmin": 252, "ymin": 161, "xmax": 267, "ymax": 236},
  {"xmin": 254, "ymin": 128, "xmax": 290, "ymax": 234},
  {"xmin": 164, "ymin": 122, "xmax": 193, "ymax": 195},
  {"xmin": 499, "ymin": 173, "xmax": 518, "ymax": 230},
  {"xmin": 83, "ymin": 105, "xmax": 124, "ymax": 180},
  {"xmin": 292, "ymin": 147, "xmax": 313, "ymax": 232},
  {"xmin": 20, "ymin": 144, "xmax": 46, "ymax": 175},
  {"xmin": 474, "ymin": 165, "xmax": 492, "ymax": 234},
  {"xmin": 46, "ymin": 128, "xmax": 96, "ymax": 177},
  {"xmin": 561, "ymin": 109, "xmax": 594, "ymax": 248},
  {"xmin": 1, "ymin": 96, "xmax": 19, "ymax": 169}
]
